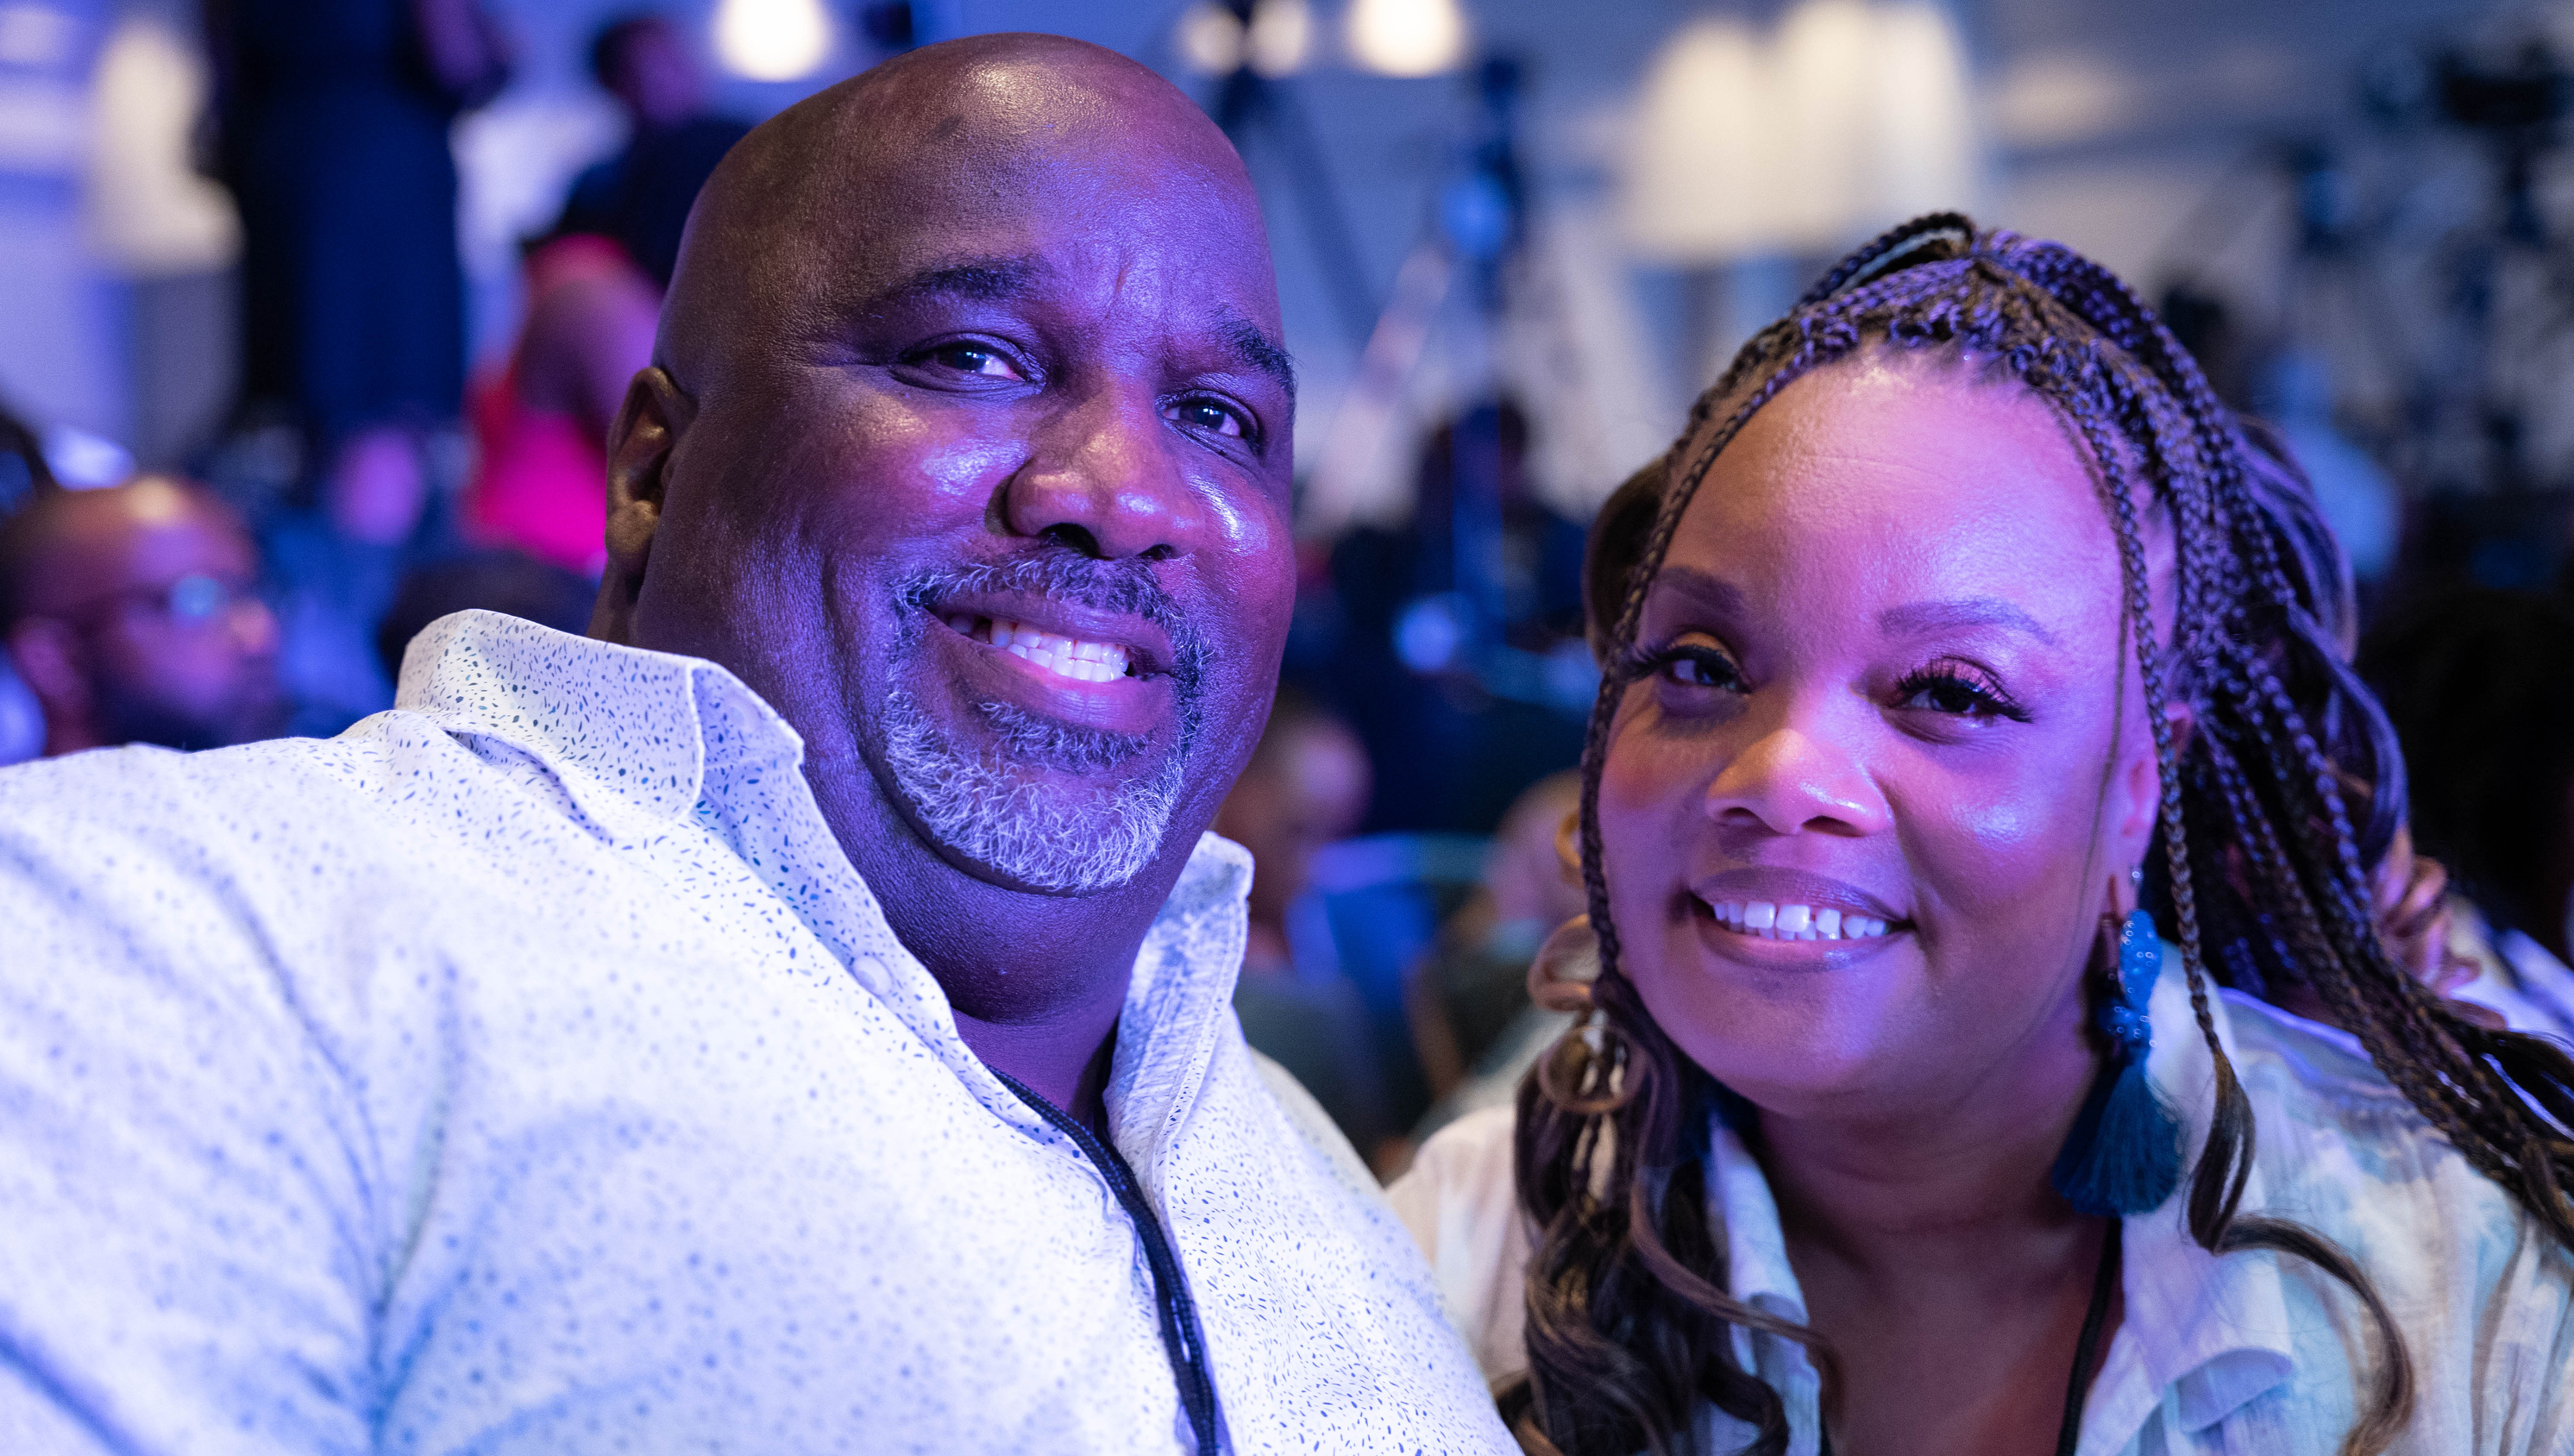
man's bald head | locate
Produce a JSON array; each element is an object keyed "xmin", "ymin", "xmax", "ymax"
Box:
[
  {"xmin": 659, "ymin": 35, "xmax": 1284, "ymax": 400},
  {"xmin": 0, "ymin": 476, "xmax": 280, "ymax": 755}
]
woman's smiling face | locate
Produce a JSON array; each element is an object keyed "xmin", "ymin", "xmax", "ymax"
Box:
[{"xmin": 1599, "ymin": 349, "xmax": 2169, "ymax": 1121}]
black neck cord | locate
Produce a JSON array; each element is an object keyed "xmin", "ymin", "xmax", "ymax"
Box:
[{"xmin": 991, "ymin": 1069, "xmax": 1224, "ymax": 1453}]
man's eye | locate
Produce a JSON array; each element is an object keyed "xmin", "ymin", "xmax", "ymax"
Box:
[
  {"xmin": 1164, "ymin": 398, "xmax": 1247, "ymax": 439},
  {"xmin": 921, "ymin": 342, "xmax": 1026, "ymax": 380}
]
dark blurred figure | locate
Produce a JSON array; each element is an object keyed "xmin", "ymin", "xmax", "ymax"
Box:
[
  {"xmin": 1406, "ymin": 769, "xmax": 1582, "ymax": 1101},
  {"xmin": 2362, "ymin": 590, "xmax": 2574, "ymax": 1004},
  {"xmin": 0, "ymin": 476, "xmax": 283, "ymax": 756},
  {"xmin": 374, "ymin": 549, "xmax": 599, "ymax": 685},
  {"xmin": 259, "ymin": 425, "xmax": 459, "ymax": 739},
  {"xmin": 0, "ymin": 405, "xmax": 52, "ymax": 517},
  {"xmin": 1211, "ymin": 689, "xmax": 1397, "ymax": 1165},
  {"xmin": 1309, "ymin": 398, "xmax": 1587, "ymax": 833},
  {"xmin": 0, "ymin": 405, "xmax": 56, "ymax": 764},
  {"xmin": 555, "ymin": 15, "xmax": 750, "ymax": 291},
  {"xmin": 462, "ymin": 235, "xmax": 659, "ymax": 574},
  {"xmin": 207, "ymin": 0, "xmax": 508, "ymax": 504}
]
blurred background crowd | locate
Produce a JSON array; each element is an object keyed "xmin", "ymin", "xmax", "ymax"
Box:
[{"xmin": 3, "ymin": 0, "xmax": 2572, "ymax": 1174}]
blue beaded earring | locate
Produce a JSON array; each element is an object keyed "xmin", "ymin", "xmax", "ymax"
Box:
[{"xmin": 2050, "ymin": 879, "xmax": 2183, "ymax": 1217}]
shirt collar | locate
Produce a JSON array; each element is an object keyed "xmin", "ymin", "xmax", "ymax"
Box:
[
  {"xmin": 396, "ymin": 610, "xmax": 1257, "ymax": 1162},
  {"xmin": 1694, "ymin": 944, "xmax": 2299, "ymax": 1434},
  {"xmin": 394, "ymin": 609, "xmax": 793, "ymax": 845},
  {"xmin": 2117, "ymin": 951, "xmax": 2297, "ymax": 1433}
]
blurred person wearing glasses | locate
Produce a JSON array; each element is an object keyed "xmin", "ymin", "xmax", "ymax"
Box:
[{"xmin": 0, "ymin": 477, "xmax": 283, "ymax": 756}]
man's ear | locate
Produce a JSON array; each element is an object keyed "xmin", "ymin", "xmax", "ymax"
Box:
[
  {"xmin": 590, "ymin": 366, "xmax": 694, "ymax": 644},
  {"xmin": 7, "ymin": 618, "xmax": 88, "ymax": 744}
]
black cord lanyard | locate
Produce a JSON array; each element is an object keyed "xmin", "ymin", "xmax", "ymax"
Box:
[
  {"xmin": 992, "ymin": 1070, "xmax": 1224, "ymax": 1454},
  {"xmin": 1820, "ymin": 1219, "xmax": 2119, "ymax": 1456}
]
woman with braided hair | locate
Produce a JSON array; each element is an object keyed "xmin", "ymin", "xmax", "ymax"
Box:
[{"xmin": 1387, "ymin": 217, "xmax": 2574, "ymax": 1456}]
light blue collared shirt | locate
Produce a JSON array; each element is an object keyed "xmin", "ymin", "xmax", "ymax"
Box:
[
  {"xmin": 1395, "ymin": 946, "xmax": 2574, "ymax": 1453},
  {"xmin": 0, "ymin": 611, "xmax": 1515, "ymax": 1455}
]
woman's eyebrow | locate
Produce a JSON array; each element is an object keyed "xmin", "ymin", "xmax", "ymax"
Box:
[
  {"xmin": 1878, "ymin": 598, "xmax": 2058, "ymax": 644},
  {"xmin": 1650, "ymin": 566, "xmax": 1746, "ymax": 617}
]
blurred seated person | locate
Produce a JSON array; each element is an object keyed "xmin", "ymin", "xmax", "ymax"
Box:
[
  {"xmin": 374, "ymin": 549, "xmax": 601, "ymax": 684},
  {"xmin": 261, "ymin": 424, "xmax": 449, "ymax": 737},
  {"xmin": 462, "ymin": 235, "xmax": 658, "ymax": 575},
  {"xmin": 1318, "ymin": 398, "xmax": 1589, "ymax": 832},
  {"xmin": 0, "ymin": 405, "xmax": 53, "ymax": 764},
  {"xmin": 1407, "ymin": 769, "xmax": 1582, "ymax": 1102},
  {"xmin": 2362, "ymin": 588, "xmax": 2574, "ymax": 1036},
  {"xmin": 1212, "ymin": 688, "xmax": 1397, "ymax": 1166},
  {"xmin": 0, "ymin": 475, "xmax": 282, "ymax": 755},
  {"xmin": 555, "ymin": 13, "xmax": 750, "ymax": 291}
]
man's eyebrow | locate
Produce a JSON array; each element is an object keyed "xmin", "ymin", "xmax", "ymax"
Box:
[
  {"xmin": 1879, "ymin": 597, "xmax": 2058, "ymax": 644},
  {"xmin": 880, "ymin": 255, "xmax": 1048, "ymax": 303},
  {"xmin": 1215, "ymin": 313, "xmax": 1296, "ymax": 399}
]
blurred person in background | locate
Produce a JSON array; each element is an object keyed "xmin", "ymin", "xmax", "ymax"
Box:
[
  {"xmin": 207, "ymin": 0, "xmax": 507, "ymax": 737},
  {"xmin": 0, "ymin": 476, "xmax": 281, "ymax": 756},
  {"xmin": 0, "ymin": 407, "xmax": 54, "ymax": 765},
  {"xmin": 1407, "ymin": 769, "xmax": 1581, "ymax": 1107},
  {"xmin": 258, "ymin": 425, "xmax": 456, "ymax": 737},
  {"xmin": 374, "ymin": 549, "xmax": 600, "ymax": 686},
  {"xmin": 1314, "ymin": 397, "xmax": 1588, "ymax": 834},
  {"xmin": 461, "ymin": 235, "xmax": 660, "ymax": 576},
  {"xmin": 2361, "ymin": 588, "xmax": 2574, "ymax": 1035},
  {"xmin": 555, "ymin": 13, "xmax": 751, "ymax": 292},
  {"xmin": 1213, "ymin": 688, "xmax": 1399, "ymax": 1166},
  {"xmin": 206, "ymin": 0, "xmax": 508, "ymax": 520}
]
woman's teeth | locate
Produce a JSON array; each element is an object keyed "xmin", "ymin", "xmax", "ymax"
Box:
[
  {"xmin": 945, "ymin": 615, "xmax": 1133, "ymax": 684},
  {"xmin": 1706, "ymin": 901, "xmax": 1891, "ymax": 941}
]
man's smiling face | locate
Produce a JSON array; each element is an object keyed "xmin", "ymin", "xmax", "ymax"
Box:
[{"xmin": 630, "ymin": 42, "xmax": 1297, "ymax": 897}]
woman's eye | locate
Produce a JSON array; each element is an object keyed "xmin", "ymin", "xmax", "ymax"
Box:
[
  {"xmin": 1893, "ymin": 668, "xmax": 2027, "ymax": 722},
  {"xmin": 920, "ymin": 342, "xmax": 1026, "ymax": 380},
  {"xmin": 1165, "ymin": 398, "xmax": 1248, "ymax": 440},
  {"xmin": 1651, "ymin": 643, "xmax": 1742, "ymax": 693}
]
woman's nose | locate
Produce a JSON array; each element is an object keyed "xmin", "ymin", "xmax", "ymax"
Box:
[{"xmin": 1702, "ymin": 715, "xmax": 1892, "ymax": 838}]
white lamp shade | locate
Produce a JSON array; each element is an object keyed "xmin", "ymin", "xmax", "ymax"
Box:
[
  {"xmin": 713, "ymin": 0, "xmax": 833, "ymax": 82},
  {"xmin": 1347, "ymin": 0, "xmax": 1467, "ymax": 78},
  {"xmin": 1623, "ymin": 0, "xmax": 1977, "ymax": 262}
]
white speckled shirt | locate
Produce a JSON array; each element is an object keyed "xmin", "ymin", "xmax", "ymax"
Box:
[
  {"xmin": 0, "ymin": 611, "xmax": 1514, "ymax": 1456},
  {"xmin": 1391, "ymin": 956, "xmax": 2574, "ymax": 1455}
]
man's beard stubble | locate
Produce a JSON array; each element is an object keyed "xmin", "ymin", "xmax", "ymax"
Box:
[{"xmin": 876, "ymin": 553, "xmax": 1203, "ymax": 894}]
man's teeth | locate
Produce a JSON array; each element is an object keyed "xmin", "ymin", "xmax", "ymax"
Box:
[
  {"xmin": 1706, "ymin": 901, "xmax": 1892, "ymax": 941},
  {"xmin": 945, "ymin": 615, "xmax": 1133, "ymax": 684}
]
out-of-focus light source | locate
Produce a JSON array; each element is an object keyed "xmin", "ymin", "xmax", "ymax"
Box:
[
  {"xmin": 1175, "ymin": 3, "xmax": 1245, "ymax": 77},
  {"xmin": 714, "ymin": 0, "xmax": 832, "ymax": 82},
  {"xmin": 1623, "ymin": 0, "xmax": 1975, "ymax": 261},
  {"xmin": 1177, "ymin": 0, "xmax": 1312, "ymax": 79},
  {"xmin": 1246, "ymin": 0, "xmax": 1311, "ymax": 78},
  {"xmin": 0, "ymin": 3, "xmax": 77, "ymax": 68},
  {"xmin": 1347, "ymin": 0, "xmax": 1466, "ymax": 78}
]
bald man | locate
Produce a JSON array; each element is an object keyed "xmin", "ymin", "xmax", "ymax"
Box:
[
  {"xmin": 0, "ymin": 35, "xmax": 1510, "ymax": 1456},
  {"xmin": 0, "ymin": 476, "xmax": 281, "ymax": 756}
]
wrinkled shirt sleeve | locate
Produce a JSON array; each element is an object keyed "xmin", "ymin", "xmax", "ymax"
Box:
[{"xmin": 0, "ymin": 763, "xmax": 376, "ymax": 1456}]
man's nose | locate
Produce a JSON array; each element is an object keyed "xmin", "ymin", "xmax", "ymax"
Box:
[
  {"xmin": 1701, "ymin": 705, "xmax": 1892, "ymax": 838},
  {"xmin": 999, "ymin": 386, "xmax": 1209, "ymax": 560}
]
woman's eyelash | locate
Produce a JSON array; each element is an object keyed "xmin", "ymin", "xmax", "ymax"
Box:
[
  {"xmin": 1893, "ymin": 662, "xmax": 2031, "ymax": 722},
  {"xmin": 1637, "ymin": 642, "xmax": 1742, "ymax": 690}
]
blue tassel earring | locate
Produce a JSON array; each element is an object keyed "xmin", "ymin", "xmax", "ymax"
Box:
[{"xmin": 2050, "ymin": 889, "xmax": 2183, "ymax": 1217}]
